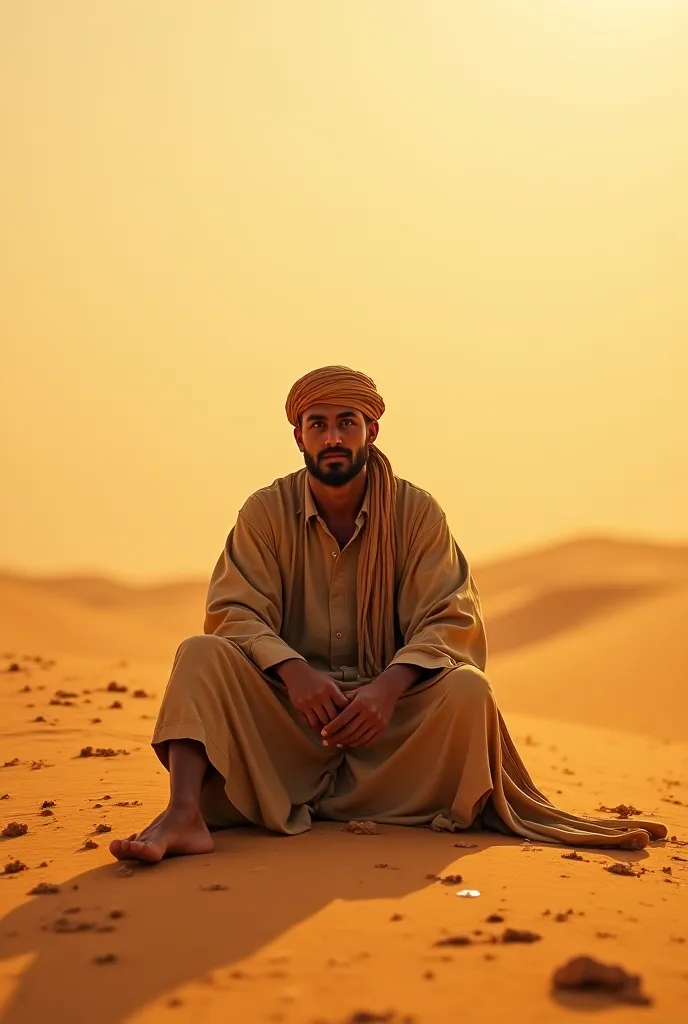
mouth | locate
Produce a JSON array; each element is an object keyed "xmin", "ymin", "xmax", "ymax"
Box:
[{"xmin": 322, "ymin": 453, "xmax": 349, "ymax": 461}]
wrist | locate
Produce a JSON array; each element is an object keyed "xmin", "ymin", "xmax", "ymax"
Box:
[
  {"xmin": 274, "ymin": 657, "xmax": 305, "ymax": 685},
  {"xmin": 372, "ymin": 663, "xmax": 422, "ymax": 698}
]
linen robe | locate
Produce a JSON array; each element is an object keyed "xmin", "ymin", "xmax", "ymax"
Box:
[{"xmin": 152, "ymin": 469, "xmax": 666, "ymax": 849}]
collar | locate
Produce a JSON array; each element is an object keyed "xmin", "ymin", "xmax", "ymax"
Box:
[{"xmin": 301, "ymin": 472, "xmax": 369, "ymax": 524}]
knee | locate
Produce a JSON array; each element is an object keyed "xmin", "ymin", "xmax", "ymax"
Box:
[
  {"xmin": 175, "ymin": 633, "xmax": 240, "ymax": 668},
  {"xmin": 441, "ymin": 664, "xmax": 494, "ymax": 706},
  {"xmin": 166, "ymin": 634, "xmax": 242, "ymax": 701},
  {"xmin": 178, "ymin": 633, "xmax": 227, "ymax": 655}
]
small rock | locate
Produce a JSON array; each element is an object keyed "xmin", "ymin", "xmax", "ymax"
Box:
[
  {"xmin": 605, "ymin": 863, "xmax": 638, "ymax": 877},
  {"xmin": 28, "ymin": 882, "xmax": 60, "ymax": 895},
  {"xmin": 434, "ymin": 935, "xmax": 472, "ymax": 947},
  {"xmin": 93, "ymin": 953, "xmax": 118, "ymax": 965},
  {"xmin": 343, "ymin": 820, "xmax": 378, "ymax": 835},
  {"xmin": 79, "ymin": 747, "xmax": 129, "ymax": 758},
  {"xmin": 1, "ymin": 822, "xmax": 28, "ymax": 838},
  {"xmin": 598, "ymin": 804, "xmax": 643, "ymax": 818},
  {"xmin": 552, "ymin": 955, "xmax": 652, "ymax": 1005},
  {"xmin": 502, "ymin": 928, "xmax": 541, "ymax": 944},
  {"xmin": 3, "ymin": 860, "xmax": 28, "ymax": 875}
]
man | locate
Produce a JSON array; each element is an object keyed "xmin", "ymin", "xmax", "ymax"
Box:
[{"xmin": 110, "ymin": 366, "xmax": 666, "ymax": 863}]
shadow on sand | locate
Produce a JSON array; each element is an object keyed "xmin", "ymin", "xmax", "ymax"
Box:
[{"xmin": 0, "ymin": 824, "xmax": 653, "ymax": 1023}]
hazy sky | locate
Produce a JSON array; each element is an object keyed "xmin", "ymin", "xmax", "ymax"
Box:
[{"xmin": 1, "ymin": 1, "xmax": 686, "ymax": 582}]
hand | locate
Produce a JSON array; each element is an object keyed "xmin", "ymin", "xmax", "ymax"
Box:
[
  {"xmin": 276, "ymin": 660, "xmax": 350, "ymax": 730},
  {"xmin": 320, "ymin": 679, "xmax": 399, "ymax": 749}
]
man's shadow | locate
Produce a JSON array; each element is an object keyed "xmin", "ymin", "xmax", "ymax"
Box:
[
  {"xmin": 0, "ymin": 824, "xmax": 653, "ymax": 1024},
  {"xmin": 0, "ymin": 824, "xmax": 512, "ymax": 1023}
]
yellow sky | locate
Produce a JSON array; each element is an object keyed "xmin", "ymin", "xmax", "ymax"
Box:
[{"xmin": 1, "ymin": 1, "xmax": 686, "ymax": 582}]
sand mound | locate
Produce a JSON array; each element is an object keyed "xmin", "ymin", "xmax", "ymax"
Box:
[{"xmin": 491, "ymin": 582, "xmax": 688, "ymax": 742}]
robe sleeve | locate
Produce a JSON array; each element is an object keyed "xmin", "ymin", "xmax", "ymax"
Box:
[
  {"xmin": 203, "ymin": 503, "xmax": 306, "ymax": 673},
  {"xmin": 389, "ymin": 510, "xmax": 487, "ymax": 675}
]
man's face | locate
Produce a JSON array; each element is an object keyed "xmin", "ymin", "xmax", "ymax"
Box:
[{"xmin": 295, "ymin": 404, "xmax": 377, "ymax": 488}]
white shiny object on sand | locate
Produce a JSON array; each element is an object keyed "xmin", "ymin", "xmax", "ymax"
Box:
[{"xmin": 456, "ymin": 889, "xmax": 481, "ymax": 898}]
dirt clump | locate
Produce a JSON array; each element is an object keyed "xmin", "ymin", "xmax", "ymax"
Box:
[
  {"xmin": 552, "ymin": 955, "xmax": 652, "ymax": 1005},
  {"xmin": 1, "ymin": 821, "xmax": 28, "ymax": 838}
]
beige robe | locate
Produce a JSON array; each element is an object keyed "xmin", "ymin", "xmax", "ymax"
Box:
[{"xmin": 152, "ymin": 469, "xmax": 666, "ymax": 849}]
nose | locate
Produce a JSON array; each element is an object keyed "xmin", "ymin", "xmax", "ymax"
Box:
[{"xmin": 324, "ymin": 426, "xmax": 344, "ymax": 447}]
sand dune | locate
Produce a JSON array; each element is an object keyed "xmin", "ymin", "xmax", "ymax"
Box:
[
  {"xmin": 491, "ymin": 582, "xmax": 688, "ymax": 742},
  {"xmin": 473, "ymin": 533, "xmax": 688, "ymax": 596},
  {"xmin": 2, "ymin": 533, "xmax": 686, "ymax": 740},
  {"xmin": 0, "ymin": 576, "xmax": 203, "ymax": 666}
]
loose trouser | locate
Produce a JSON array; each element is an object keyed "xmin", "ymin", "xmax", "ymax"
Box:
[{"xmin": 152, "ymin": 634, "xmax": 667, "ymax": 850}]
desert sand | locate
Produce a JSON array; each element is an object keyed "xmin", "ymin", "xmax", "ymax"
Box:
[{"xmin": 1, "ymin": 534, "xmax": 686, "ymax": 1023}]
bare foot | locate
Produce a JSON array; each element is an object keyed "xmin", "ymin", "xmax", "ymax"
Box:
[{"xmin": 109, "ymin": 804, "xmax": 214, "ymax": 864}]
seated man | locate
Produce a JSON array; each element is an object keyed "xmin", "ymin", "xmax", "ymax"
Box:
[{"xmin": 110, "ymin": 365, "xmax": 666, "ymax": 863}]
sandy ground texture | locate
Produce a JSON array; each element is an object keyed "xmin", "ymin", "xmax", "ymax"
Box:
[{"xmin": 1, "ymin": 535, "xmax": 687, "ymax": 1023}]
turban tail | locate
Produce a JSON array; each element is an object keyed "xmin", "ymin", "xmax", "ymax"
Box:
[{"xmin": 286, "ymin": 366, "xmax": 397, "ymax": 677}]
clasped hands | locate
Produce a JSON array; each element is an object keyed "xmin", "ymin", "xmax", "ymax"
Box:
[{"xmin": 277, "ymin": 660, "xmax": 412, "ymax": 749}]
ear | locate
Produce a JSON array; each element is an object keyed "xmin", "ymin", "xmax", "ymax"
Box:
[
  {"xmin": 367, "ymin": 420, "xmax": 380, "ymax": 445},
  {"xmin": 293, "ymin": 425, "xmax": 304, "ymax": 451}
]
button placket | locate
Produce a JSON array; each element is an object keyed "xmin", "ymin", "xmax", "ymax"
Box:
[{"xmin": 329, "ymin": 549, "xmax": 348, "ymax": 667}]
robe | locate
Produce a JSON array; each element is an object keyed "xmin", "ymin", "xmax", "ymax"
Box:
[{"xmin": 151, "ymin": 468, "xmax": 666, "ymax": 849}]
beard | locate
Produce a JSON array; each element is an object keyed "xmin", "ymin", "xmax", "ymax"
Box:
[{"xmin": 303, "ymin": 444, "xmax": 369, "ymax": 487}]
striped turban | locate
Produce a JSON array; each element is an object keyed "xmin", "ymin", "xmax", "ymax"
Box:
[{"xmin": 286, "ymin": 365, "xmax": 397, "ymax": 678}]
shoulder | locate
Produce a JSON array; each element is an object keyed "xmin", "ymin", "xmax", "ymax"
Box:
[
  {"xmin": 239, "ymin": 469, "xmax": 305, "ymax": 532},
  {"xmin": 394, "ymin": 476, "xmax": 445, "ymax": 532}
]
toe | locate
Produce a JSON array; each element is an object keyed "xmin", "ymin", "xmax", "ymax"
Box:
[
  {"xmin": 129, "ymin": 839, "xmax": 164, "ymax": 863},
  {"xmin": 109, "ymin": 838, "xmax": 126, "ymax": 860}
]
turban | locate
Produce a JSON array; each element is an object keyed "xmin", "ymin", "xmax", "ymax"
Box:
[
  {"xmin": 285, "ymin": 366, "xmax": 397, "ymax": 678},
  {"xmin": 285, "ymin": 365, "xmax": 385, "ymax": 427}
]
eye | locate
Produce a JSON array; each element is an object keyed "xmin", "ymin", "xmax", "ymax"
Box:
[{"xmin": 341, "ymin": 419, "xmax": 354, "ymax": 427}]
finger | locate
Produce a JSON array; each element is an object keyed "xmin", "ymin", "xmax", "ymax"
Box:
[
  {"xmin": 321, "ymin": 700, "xmax": 359, "ymax": 739},
  {"xmin": 321, "ymin": 696, "xmax": 338, "ymax": 722},
  {"xmin": 356, "ymin": 727, "xmax": 381, "ymax": 748},
  {"xmin": 331, "ymin": 715, "xmax": 373, "ymax": 747},
  {"xmin": 301, "ymin": 708, "xmax": 319, "ymax": 729},
  {"xmin": 332, "ymin": 688, "xmax": 351, "ymax": 708},
  {"xmin": 333, "ymin": 724, "xmax": 376, "ymax": 749},
  {"xmin": 314, "ymin": 703, "xmax": 332, "ymax": 727}
]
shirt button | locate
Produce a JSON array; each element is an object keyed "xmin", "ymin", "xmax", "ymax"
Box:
[
  {"xmin": 331, "ymin": 551, "xmax": 337, "ymax": 557},
  {"xmin": 336, "ymin": 632, "xmax": 342, "ymax": 639}
]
